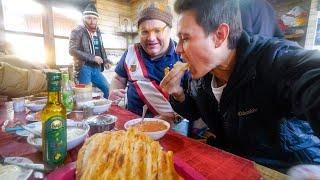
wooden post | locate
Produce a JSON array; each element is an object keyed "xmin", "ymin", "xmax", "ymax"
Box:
[
  {"xmin": 0, "ymin": 0, "xmax": 6, "ymax": 49},
  {"xmin": 42, "ymin": 0, "xmax": 56, "ymax": 68}
]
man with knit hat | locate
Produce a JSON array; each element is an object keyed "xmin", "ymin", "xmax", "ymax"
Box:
[
  {"xmin": 69, "ymin": 3, "xmax": 111, "ymax": 98},
  {"xmin": 108, "ymin": 2, "xmax": 185, "ymax": 120}
]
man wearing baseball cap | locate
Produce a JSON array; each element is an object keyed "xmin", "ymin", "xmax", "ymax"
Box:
[
  {"xmin": 108, "ymin": 2, "xmax": 184, "ymax": 120},
  {"xmin": 69, "ymin": 3, "xmax": 111, "ymax": 98}
]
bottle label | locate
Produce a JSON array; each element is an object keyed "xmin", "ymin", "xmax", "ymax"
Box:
[
  {"xmin": 48, "ymin": 80, "xmax": 61, "ymax": 92},
  {"xmin": 62, "ymin": 91, "xmax": 74, "ymax": 111},
  {"xmin": 43, "ymin": 115, "xmax": 67, "ymax": 166}
]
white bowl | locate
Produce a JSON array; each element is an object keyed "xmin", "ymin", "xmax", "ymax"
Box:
[
  {"xmin": 92, "ymin": 99, "xmax": 112, "ymax": 114},
  {"xmin": 288, "ymin": 165, "xmax": 320, "ymax": 180},
  {"xmin": 25, "ymin": 103, "xmax": 45, "ymax": 112},
  {"xmin": 25, "ymin": 99, "xmax": 46, "ymax": 112},
  {"xmin": 124, "ymin": 118, "xmax": 170, "ymax": 140},
  {"xmin": 27, "ymin": 120, "xmax": 90, "ymax": 151}
]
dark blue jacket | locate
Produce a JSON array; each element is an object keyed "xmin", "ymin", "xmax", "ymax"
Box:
[{"xmin": 171, "ymin": 32, "xmax": 320, "ymax": 169}]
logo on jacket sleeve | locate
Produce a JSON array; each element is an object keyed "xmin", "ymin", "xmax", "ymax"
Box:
[
  {"xmin": 130, "ymin": 64, "xmax": 137, "ymax": 72},
  {"xmin": 238, "ymin": 108, "xmax": 258, "ymax": 117}
]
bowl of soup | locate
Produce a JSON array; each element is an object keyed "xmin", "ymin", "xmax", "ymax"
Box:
[{"xmin": 124, "ymin": 118, "xmax": 170, "ymax": 140}]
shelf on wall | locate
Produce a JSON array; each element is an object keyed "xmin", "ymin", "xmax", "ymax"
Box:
[
  {"xmin": 116, "ymin": 31, "xmax": 138, "ymax": 35},
  {"xmin": 285, "ymin": 32, "xmax": 305, "ymax": 39}
]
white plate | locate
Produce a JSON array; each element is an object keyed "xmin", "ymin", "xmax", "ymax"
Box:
[
  {"xmin": 288, "ymin": 165, "xmax": 320, "ymax": 180},
  {"xmin": 0, "ymin": 157, "xmax": 33, "ymax": 180},
  {"xmin": 26, "ymin": 120, "xmax": 90, "ymax": 151}
]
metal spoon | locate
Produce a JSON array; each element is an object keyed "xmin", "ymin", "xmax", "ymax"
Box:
[
  {"xmin": 18, "ymin": 124, "xmax": 41, "ymax": 137},
  {"xmin": 0, "ymin": 155, "xmax": 49, "ymax": 172},
  {"xmin": 140, "ymin": 105, "xmax": 148, "ymax": 124}
]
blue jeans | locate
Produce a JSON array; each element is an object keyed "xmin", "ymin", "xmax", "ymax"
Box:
[{"xmin": 78, "ymin": 64, "xmax": 109, "ymax": 98}]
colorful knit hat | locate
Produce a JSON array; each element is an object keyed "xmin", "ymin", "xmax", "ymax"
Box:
[
  {"xmin": 83, "ymin": 3, "xmax": 99, "ymax": 17},
  {"xmin": 137, "ymin": 2, "xmax": 173, "ymax": 27}
]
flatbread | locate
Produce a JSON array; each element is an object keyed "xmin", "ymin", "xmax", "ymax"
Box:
[
  {"xmin": 76, "ymin": 128, "xmax": 183, "ymax": 180},
  {"xmin": 164, "ymin": 62, "xmax": 189, "ymax": 76}
]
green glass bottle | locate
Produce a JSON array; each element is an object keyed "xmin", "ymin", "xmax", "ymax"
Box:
[
  {"xmin": 41, "ymin": 72, "xmax": 67, "ymax": 169},
  {"xmin": 61, "ymin": 73, "xmax": 74, "ymax": 112}
]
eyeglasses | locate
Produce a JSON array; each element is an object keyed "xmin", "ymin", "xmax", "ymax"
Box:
[{"xmin": 139, "ymin": 25, "xmax": 168, "ymax": 37}]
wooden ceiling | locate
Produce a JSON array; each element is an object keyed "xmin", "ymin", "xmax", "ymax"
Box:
[
  {"xmin": 45, "ymin": 0, "xmax": 139, "ymax": 10},
  {"xmin": 109, "ymin": 0, "xmax": 138, "ymax": 3},
  {"xmin": 34, "ymin": 0, "xmax": 141, "ymax": 12}
]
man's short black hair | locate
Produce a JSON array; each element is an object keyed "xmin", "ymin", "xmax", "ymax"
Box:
[{"xmin": 174, "ymin": 0, "xmax": 242, "ymax": 49}]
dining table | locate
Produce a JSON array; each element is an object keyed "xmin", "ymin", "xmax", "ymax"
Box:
[{"xmin": 0, "ymin": 101, "xmax": 287, "ymax": 180}]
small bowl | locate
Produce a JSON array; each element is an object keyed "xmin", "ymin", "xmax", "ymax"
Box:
[
  {"xmin": 29, "ymin": 92, "xmax": 47, "ymax": 101},
  {"xmin": 92, "ymin": 99, "xmax": 112, "ymax": 114},
  {"xmin": 27, "ymin": 120, "xmax": 90, "ymax": 151},
  {"xmin": 124, "ymin": 118, "xmax": 170, "ymax": 140},
  {"xmin": 85, "ymin": 115, "xmax": 117, "ymax": 135},
  {"xmin": 25, "ymin": 103, "xmax": 45, "ymax": 112},
  {"xmin": 67, "ymin": 111, "xmax": 84, "ymax": 121},
  {"xmin": 25, "ymin": 99, "xmax": 46, "ymax": 112}
]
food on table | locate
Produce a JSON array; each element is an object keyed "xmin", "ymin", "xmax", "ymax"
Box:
[
  {"xmin": 93, "ymin": 99, "xmax": 108, "ymax": 106},
  {"xmin": 76, "ymin": 128, "xmax": 182, "ymax": 180},
  {"xmin": 0, "ymin": 164, "xmax": 22, "ymax": 180},
  {"xmin": 41, "ymin": 72, "xmax": 67, "ymax": 169},
  {"xmin": 131, "ymin": 120, "xmax": 168, "ymax": 132},
  {"xmin": 85, "ymin": 115, "xmax": 117, "ymax": 135}
]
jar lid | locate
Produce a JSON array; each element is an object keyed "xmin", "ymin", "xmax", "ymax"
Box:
[{"xmin": 74, "ymin": 84, "xmax": 92, "ymax": 93}]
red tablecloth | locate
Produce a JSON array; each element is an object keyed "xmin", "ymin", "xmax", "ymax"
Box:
[{"xmin": 0, "ymin": 103, "xmax": 261, "ymax": 179}]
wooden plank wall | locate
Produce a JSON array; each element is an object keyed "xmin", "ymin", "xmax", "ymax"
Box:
[
  {"xmin": 0, "ymin": 0, "xmax": 5, "ymax": 49},
  {"xmin": 268, "ymin": 0, "xmax": 311, "ymax": 18},
  {"xmin": 96, "ymin": 0, "xmax": 170, "ymax": 49},
  {"xmin": 305, "ymin": 0, "xmax": 319, "ymax": 49},
  {"xmin": 96, "ymin": 0, "xmax": 130, "ymax": 49}
]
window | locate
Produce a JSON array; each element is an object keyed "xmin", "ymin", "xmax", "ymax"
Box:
[
  {"xmin": 2, "ymin": 0, "xmax": 43, "ymax": 33},
  {"xmin": 55, "ymin": 38, "xmax": 73, "ymax": 65},
  {"xmin": 2, "ymin": 0, "xmax": 45, "ymax": 63},
  {"xmin": 53, "ymin": 7, "xmax": 81, "ymax": 37},
  {"xmin": 53, "ymin": 6, "xmax": 81, "ymax": 65},
  {"xmin": 5, "ymin": 33, "xmax": 45, "ymax": 63},
  {"xmin": 2, "ymin": 0, "xmax": 82, "ymax": 66}
]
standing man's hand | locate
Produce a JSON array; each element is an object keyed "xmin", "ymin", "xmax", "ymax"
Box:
[
  {"xmin": 108, "ymin": 89, "xmax": 127, "ymax": 105},
  {"xmin": 104, "ymin": 63, "xmax": 112, "ymax": 70},
  {"xmin": 94, "ymin": 56, "xmax": 103, "ymax": 64}
]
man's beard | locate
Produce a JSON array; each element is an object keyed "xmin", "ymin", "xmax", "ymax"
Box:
[{"xmin": 84, "ymin": 22, "xmax": 97, "ymax": 32}]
